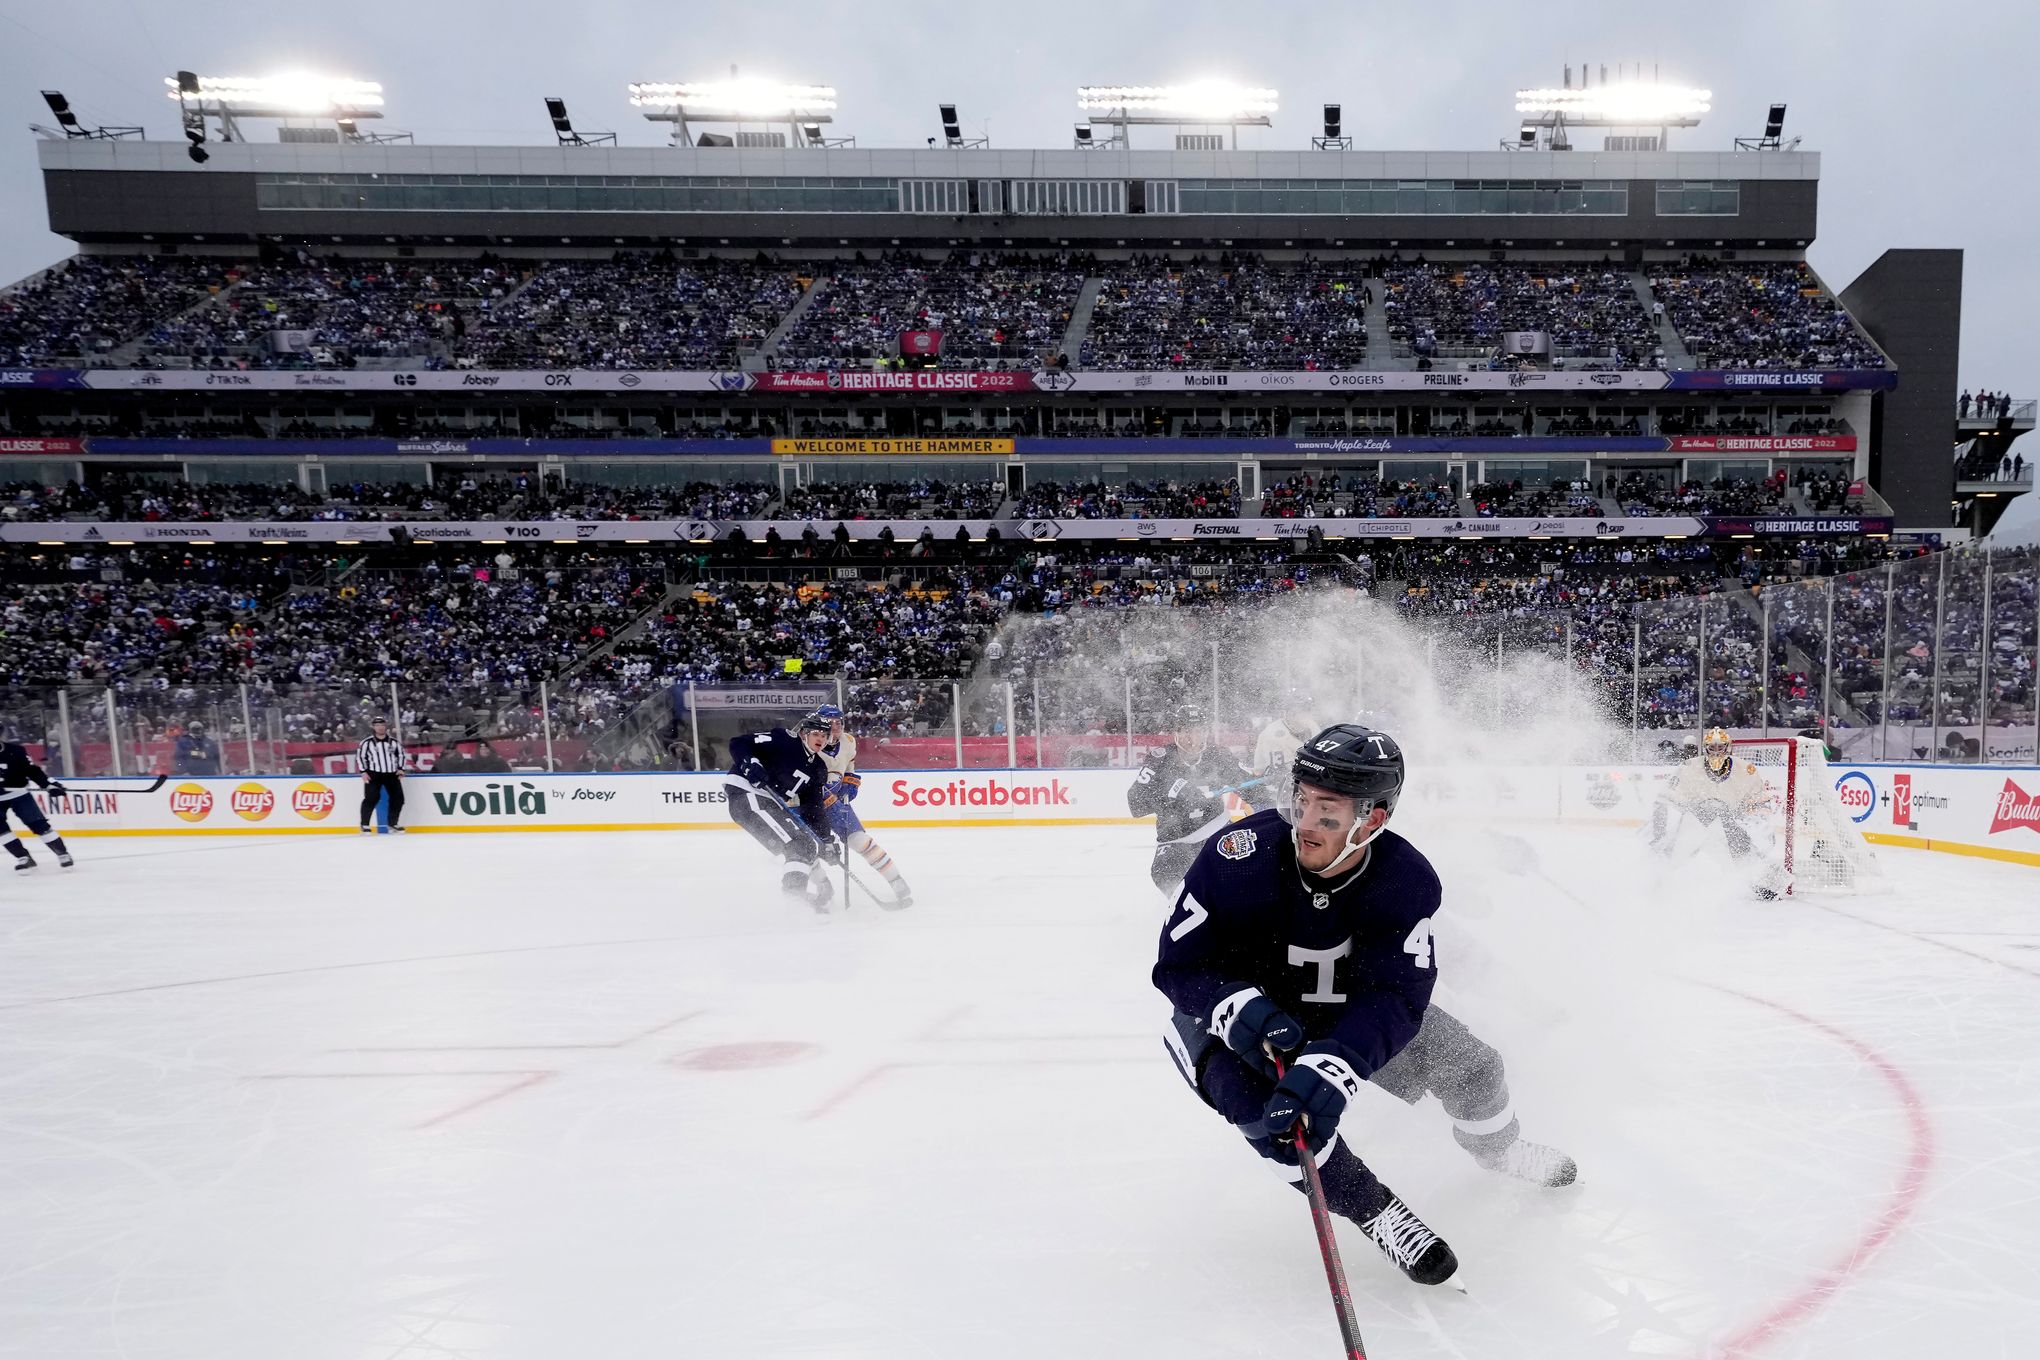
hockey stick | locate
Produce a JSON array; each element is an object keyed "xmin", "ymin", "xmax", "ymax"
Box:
[
  {"xmin": 841, "ymin": 856, "xmax": 908, "ymax": 911},
  {"xmin": 69, "ymin": 775, "xmax": 168, "ymax": 794},
  {"xmin": 1272, "ymin": 1054, "xmax": 1370, "ymax": 1360}
]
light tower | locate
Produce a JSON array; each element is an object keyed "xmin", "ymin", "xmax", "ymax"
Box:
[
  {"xmin": 165, "ymin": 71, "xmax": 400, "ymax": 160},
  {"xmin": 1507, "ymin": 66, "xmax": 1710, "ymax": 152},
  {"xmin": 1074, "ymin": 82, "xmax": 1277, "ymax": 151},
  {"xmin": 629, "ymin": 77, "xmax": 846, "ymax": 148}
]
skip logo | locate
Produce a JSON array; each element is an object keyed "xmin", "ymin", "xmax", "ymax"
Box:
[{"xmin": 431, "ymin": 781, "xmax": 549, "ymax": 818}]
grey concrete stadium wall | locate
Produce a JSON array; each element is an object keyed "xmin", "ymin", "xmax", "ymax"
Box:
[
  {"xmin": 40, "ymin": 174, "xmax": 1818, "ymax": 250},
  {"xmin": 1841, "ymin": 249, "xmax": 1963, "ymax": 527}
]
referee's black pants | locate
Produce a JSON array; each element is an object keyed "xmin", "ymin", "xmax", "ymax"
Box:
[{"xmin": 360, "ymin": 772, "xmax": 405, "ymax": 828}]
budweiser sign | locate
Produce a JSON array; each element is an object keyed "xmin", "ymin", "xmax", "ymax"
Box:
[{"xmin": 1989, "ymin": 779, "xmax": 2040, "ymax": 837}]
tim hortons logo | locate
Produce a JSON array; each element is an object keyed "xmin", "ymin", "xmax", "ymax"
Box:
[
  {"xmin": 1989, "ymin": 779, "xmax": 2040, "ymax": 836},
  {"xmin": 292, "ymin": 781, "xmax": 337, "ymax": 820},
  {"xmin": 229, "ymin": 783, "xmax": 275, "ymax": 821},
  {"xmin": 169, "ymin": 783, "xmax": 213, "ymax": 822}
]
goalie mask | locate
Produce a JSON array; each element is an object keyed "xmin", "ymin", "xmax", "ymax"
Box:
[{"xmin": 1703, "ymin": 727, "xmax": 1733, "ymax": 781}]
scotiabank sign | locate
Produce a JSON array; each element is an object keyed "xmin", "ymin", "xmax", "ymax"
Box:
[{"xmin": 887, "ymin": 776, "xmax": 1073, "ymax": 809}]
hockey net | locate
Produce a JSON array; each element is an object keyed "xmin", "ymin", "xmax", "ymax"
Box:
[{"xmin": 1733, "ymin": 737, "xmax": 1881, "ymax": 895}]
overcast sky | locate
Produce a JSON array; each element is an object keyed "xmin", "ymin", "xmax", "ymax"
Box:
[{"xmin": 1, "ymin": 0, "xmax": 2034, "ymax": 393}]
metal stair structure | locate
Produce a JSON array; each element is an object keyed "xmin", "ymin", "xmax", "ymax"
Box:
[{"xmin": 1059, "ymin": 276, "xmax": 1104, "ymax": 363}]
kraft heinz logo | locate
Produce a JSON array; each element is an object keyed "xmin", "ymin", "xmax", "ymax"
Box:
[
  {"xmin": 889, "ymin": 777, "xmax": 1071, "ymax": 808},
  {"xmin": 1990, "ymin": 779, "xmax": 2040, "ymax": 837}
]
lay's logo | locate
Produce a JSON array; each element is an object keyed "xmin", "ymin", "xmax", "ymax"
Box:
[
  {"xmin": 169, "ymin": 783, "xmax": 214, "ymax": 822},
  {"xmin": 230, "ymin": 783, "xmax": 275, "ymax": 822},
  {"xmin": 292, "ymin": 782, "xmax": 337, "ymax": 821}
]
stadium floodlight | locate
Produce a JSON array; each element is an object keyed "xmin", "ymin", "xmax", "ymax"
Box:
[
  {"xmin": 628, "ymin": 79, "xmax": 836, "ymax": 115},
  {"xmin": 937, "ymin": 101, "xmax": 986, "ymax": 149},
  {"xmin": 164, "ymin": 73, "xmax": 385, "ymax": 116},
  {"xmin": 1078, "ymin": 82, "xmax": 1279, "ymax": 120},
  {"xmin": 1513, "ymin": 83, "xmax": 1711, "ymax": 124},
  {"xmin": 1078, "ymin": 81, "xmax": 1276, "ymax": 150},
  {"xmin": 1313, "ymin": 101, "xmax": 1350, "ymax": 151},
  {"xmin": 545, "ymin": 96, "xmax": 616, "ymax": 147},
  {"xmin": 35, "ymin": 89, "xmax": 143, "ymax": 141},
  {"xmin": 630, "ymin": 78, "xmax": 839, "ymax": 146},
  {"xmin": 1736, "ymin": 101, "xmax": 1796, "ymax": 151}
]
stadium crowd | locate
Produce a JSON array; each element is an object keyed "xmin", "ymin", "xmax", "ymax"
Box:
[{"xmin": 2, "ymin": 251, "xmax": 1907, "ymax": 373}]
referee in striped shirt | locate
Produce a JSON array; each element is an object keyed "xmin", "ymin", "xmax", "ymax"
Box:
[{"xmin": 357, "ymin": 716, "xmax": 408, "ymax": 833}]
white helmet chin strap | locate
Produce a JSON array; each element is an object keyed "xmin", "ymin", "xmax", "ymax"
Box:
[{"xmin": 1294, "ymin": 801, "xmax": 1387, "ymax": 877}]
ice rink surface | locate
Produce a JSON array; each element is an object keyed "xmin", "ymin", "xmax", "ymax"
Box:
[{"xmin": 1, "ymin": 817, "xmax": 2036, "ymax": 1360}]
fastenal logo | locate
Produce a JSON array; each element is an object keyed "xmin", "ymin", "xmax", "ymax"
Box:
[
  {"xmin": 169, "ymin": 783, "xmax": 214, "ymax": 822},
  {"xmin": 230, "ymin": 783, "xmax": 275, "ymax": 821},
  {"xmin": 292, "ymin": 781, "xmax": 337, "ymax": 820},
  {"xmin": 618, "ymin": 371, "xmax": 643, "ymax": 388}
]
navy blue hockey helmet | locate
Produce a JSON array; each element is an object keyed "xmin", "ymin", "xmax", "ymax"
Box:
[{"xmin": 1290, "ymin": 724, "xmax": 1404, "ymax": 815}]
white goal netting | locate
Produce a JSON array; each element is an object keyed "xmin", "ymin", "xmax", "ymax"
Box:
[{"xmin": 1734, "ymin": 737, "xmax": 1882, "ymax": 896}]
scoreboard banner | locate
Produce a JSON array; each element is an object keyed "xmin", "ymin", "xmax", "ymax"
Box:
[
  {"xmin": 0, "ymin": 514, "xmax": 1754, "ymax": 544},
  {"xmin": 2, "ymin": 367, "xmax": 1899, "ymax": 395},
  {"xmin": 21, "ymin": 432, "xmax": 1856, "ymax": 458}
]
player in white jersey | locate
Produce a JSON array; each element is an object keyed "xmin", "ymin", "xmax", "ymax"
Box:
[
  {"xmin": 1251, "ymin": 694, "xmax": 1317, "ymax": 783},
  {"xmin": 812, "ymin": 705, "xmax": 914, "ymax": 907},
  {"xmin": 1647, "ymin": 727, "xmax": 1785, "ymax": 898}
]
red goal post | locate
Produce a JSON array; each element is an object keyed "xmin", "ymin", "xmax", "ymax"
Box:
[{"xmin": 1731, "ymin": 736, "xmax": 1881, "ymax": 895}]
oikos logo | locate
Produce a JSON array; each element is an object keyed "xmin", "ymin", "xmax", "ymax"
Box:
[
  {"xmin": 1833, "ymin": 771, "xmax": 1876, "ymax": 823},
  {"xmin": 292, "ymin": 781, "xmax": 337, "ymax": 821},
  {"xmin": 168, "ymin": 782, "xmax": 214, "ymax": 822},
  {"xmin": 229, "ymin": 783, "xmax": 275, "ymax": 822}
]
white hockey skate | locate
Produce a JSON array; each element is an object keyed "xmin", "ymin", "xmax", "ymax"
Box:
[{"xmin": 1476, "ymin": 1137, "xmax": 1578, "ymax": 1188}]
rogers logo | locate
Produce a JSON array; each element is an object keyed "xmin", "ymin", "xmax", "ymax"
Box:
[
  {"xmin": 169, "ymin": 783, "xmax": 214, "ymax": 822},
  {"xmin": 1989, "ymin": 779, "xmax": 2040, "ymax": 837},
  {"xmin": 292, "ymin": 781, "xmax": 337, "ymax": 820},
  {"xmin": 889, "ymin": 777, "xmax": 1072, "ymax": 808},
  {"xmin": 230, "ymin": 783, "xmax": 275, "ymax": 821}
]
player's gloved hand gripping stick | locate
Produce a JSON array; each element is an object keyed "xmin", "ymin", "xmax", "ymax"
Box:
[{"xmin": 1272, "ymin": 1049, "xmax": 1370, "ymax": 1360}]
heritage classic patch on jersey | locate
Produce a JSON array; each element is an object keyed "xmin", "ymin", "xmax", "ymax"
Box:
[{"xmin": 1216, "ymin": 828, "xmax": 1258, "ymax": 860}]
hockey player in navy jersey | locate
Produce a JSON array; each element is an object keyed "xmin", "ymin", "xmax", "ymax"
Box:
[
  {"xmin": 1154, "ymin": 724, "xmax": 1575, "ymax": 1289},
  {"xmin": 725, "ymin": 712, "xmax": 842, "ymax": 909},
  {"xmin": 1126, "ymin": 701, "xmax": 1275, "ymax": 894},
  {"xmin": 811, "ymin": 705, "xmax": 913, "ymax": 908},
  {"xmin": 1, "ymin": 739, "xmax": 75, "ymax": 871}
]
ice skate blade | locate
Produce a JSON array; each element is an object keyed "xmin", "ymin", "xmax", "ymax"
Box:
[{"xmin": 1439, "ymin": 1271, "xmax": 1468, "ymax": 1295}]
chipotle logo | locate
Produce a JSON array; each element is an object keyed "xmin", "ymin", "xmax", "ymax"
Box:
[{"xmin": 168, "ymin": 783, "xmax": 213, "ymax": 822}]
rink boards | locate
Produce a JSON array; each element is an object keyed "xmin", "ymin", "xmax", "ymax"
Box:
[{"xmin": 20, "ymin": 763, "xmax": 2040, "ymax": 867}]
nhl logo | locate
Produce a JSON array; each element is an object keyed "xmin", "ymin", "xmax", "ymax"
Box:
[{"xmin": 1311, "ymin": 892, "xmax": 1331, "ymax": 910}]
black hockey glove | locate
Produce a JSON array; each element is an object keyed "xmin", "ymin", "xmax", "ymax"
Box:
[
  {"xmin": 45, "ymin": 782, "xmax": 68, "ymax": 800},
  {"xmin": 1215, "ymin": 992, "xmax": 1304, "ymax": 1080},
  {"xmin": 1263, "ymin": 1050, "xmax": 1364, "ymax": 1160},
  {"xmin": 735, "ymin": 758, "xmax": 770, "ymax": 789},
  {"xmin": 817, "ymin": 833, "xmax": 845, "ymax": 867}
]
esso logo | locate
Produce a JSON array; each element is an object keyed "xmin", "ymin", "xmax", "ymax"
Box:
[
  {"xmin": 168, "ymin": 783, "xmax": 214, "ymax": 822},
  {"xmin": 292, "ymin": 781, "xmax": 337, "ymax": 820},
  {"xmin": 1834, "ymin": 771, "xmax": 1877, "ymax": 822},
  {"xmin": 230, "ymin": 783, "xmax": 275, "ymax": 821}
]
